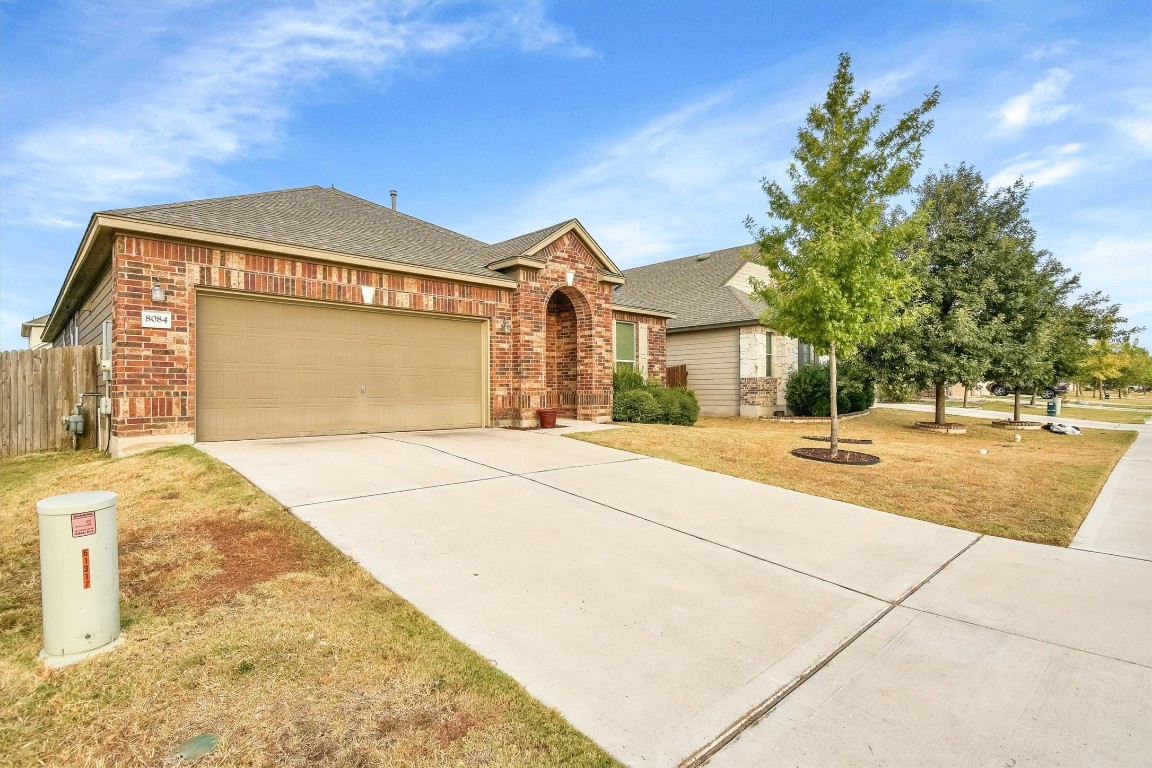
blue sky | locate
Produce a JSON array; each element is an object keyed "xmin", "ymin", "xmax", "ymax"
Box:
[{"xmin": 1, "ymin": 0, "xmax": 1149, "ymax": 351}]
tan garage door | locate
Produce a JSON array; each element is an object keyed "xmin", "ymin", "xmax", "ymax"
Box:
[{"xmin": 197, "ymin": 292, "xmax": 487, "ymax": 441}]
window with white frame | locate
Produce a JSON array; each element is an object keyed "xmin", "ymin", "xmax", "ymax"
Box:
[
  {"xmin": 615, "ymin": 320, "xmax": 637, "ymax": 370},
  {"xmin": 765, "ymin": 332, "xmax": 774, "ymax": 376}
]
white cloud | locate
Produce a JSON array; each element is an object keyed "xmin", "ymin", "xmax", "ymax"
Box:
[
  {"xmin": 1, "ymin": 0, "xmax": 588, "ymax": 226},
  {"xmin": 1025, "ymin": 39, "xmax": 1076, "ymax": 61},
  {"xmin": 478, "ymin": 61, "xmax": 951, "ymax": 267},
  {"xmin": 993, "ymin": 67, "xmax": 1073, "ymax": 135},
  {"xmin": 988, "ymin": 143, "xmax": 1086, "ymax": 189},
  {"xmin": 1112, "ymin": 97, "xmax": 1152, "ymax": 154},
  {"xmin": 483, "ymin": 87, "xmax": 806, "ymax": 265}
]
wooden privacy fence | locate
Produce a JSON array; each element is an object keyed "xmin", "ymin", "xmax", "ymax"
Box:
[
  {"xmin": 1, "ymin": 345, "xmax": 101, "ymax": 459},
  {"xmin": 667, "ymin": 364, "xmax": 687, "ymax": 389}
]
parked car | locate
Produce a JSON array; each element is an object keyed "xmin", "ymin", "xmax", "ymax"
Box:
[{"xmin": 989, "ymin": 382, "xmax": 1069, "ymax": 399}]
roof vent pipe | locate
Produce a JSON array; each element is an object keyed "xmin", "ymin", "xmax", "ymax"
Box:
[{"xmin": 390, "ymin": 190, "xmax": 397, "ymax": 210}]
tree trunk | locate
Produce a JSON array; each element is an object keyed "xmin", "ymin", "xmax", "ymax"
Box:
[
  {"xmin": 829, "ymin": 340, "xmax": 839, "ymax": 457},
  {"xmin": 1013, "ymin": 388, "xmax": 1021, "ymax": 422},
  {"xmin": 1028, "ymin": 386, "xmax": 1037, "ymax": 406},
  {"xmin": 935, "ymin": 383, "xmax": 946, "ymax": 425},
  {"xmin": 962, "ymin": 386, "xmax": 969, "ymax": 409}
]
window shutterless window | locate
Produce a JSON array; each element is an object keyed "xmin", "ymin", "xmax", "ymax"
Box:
[
  {"xmin": 798, "ymin": 342, "xmax": 814, "ymax": 368},
  {"xmin": 765, "ymin": 332, "xmax": 774, "ymax": 377},
  {"xmin": 615, "ymin": 321, "xmax": 637, "ymax": 369}
]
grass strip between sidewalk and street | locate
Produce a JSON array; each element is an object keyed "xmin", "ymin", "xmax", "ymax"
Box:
[
  {"xmin": 569, "ymin": 409, "xmax": 1135, "ymax": 546},
  {"xmin": 0, "ymin": 447, "xmax": 618, "ymax": 768},
  {"xmin": 943, "ymin": 398, "xmax": 1150, "ymax": 424}
]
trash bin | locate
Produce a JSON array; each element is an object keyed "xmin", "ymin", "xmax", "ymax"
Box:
[
  {"xmin": 1047, "ymin": 400, "xmax": 1057, "ymax": 416},
  {"xmin": 37, "ymin": 491, "xmax": 120, "ymax": 665}
]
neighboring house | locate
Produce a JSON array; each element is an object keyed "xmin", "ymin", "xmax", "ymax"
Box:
[
  {"xmin": 19, "ymin": 315, "xmax": 51, "ymax": 349},
  {"xmin": 42, "ymin": 186, "xmax": 671, "ymax": 456},
  {"xmin": 614, "ymin": 245, "xmax": 815, "ymax": 417}
]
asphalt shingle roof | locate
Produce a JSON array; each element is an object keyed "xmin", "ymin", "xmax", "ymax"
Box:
[
  {"xmin": 101, "ymin": 186, "xmax": 555, "ymax": 281},
  {"xmin": 486, "ymin": 221, "xmax": 575, "ymax": 262},
  {"xmin": 614, "ymin": 245, "xmax": 768, "ymax": 329}
]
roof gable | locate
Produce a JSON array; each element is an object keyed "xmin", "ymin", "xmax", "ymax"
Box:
[
  {"xmin": 487, "ymin": 219, "xmax": 623, "ymax": 276},
  {"xmin": 613, "ymin": 244, "xmax": 768, "ymax": 330}
]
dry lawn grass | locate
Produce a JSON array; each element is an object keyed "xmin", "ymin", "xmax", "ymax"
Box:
[
  {"xmin": 0, "ymin": 447, "xmax": 617, "ymax": 768},
  {"xmin": 570, "ymin": 409, "xmax": 1134, "ymax": 546}
]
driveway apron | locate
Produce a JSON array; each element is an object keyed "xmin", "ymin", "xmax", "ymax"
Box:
[{"xmin": 199, "ymin": 423, "xmax": 1152, "ymax": 767}]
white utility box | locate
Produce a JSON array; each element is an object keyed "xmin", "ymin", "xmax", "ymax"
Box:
[{"xmin": 37, "ymin": 491, "xmax": 121, "ymax": 666}]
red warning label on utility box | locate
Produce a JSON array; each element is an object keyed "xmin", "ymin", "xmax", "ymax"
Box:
[{"xmin": 71, "ymin": 511, "xmax": 96, "ymax": 537}]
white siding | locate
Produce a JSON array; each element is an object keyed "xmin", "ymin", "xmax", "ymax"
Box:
[{"xmin": 667, "ymin": 327, "xmax": 739, "ymax": 416}]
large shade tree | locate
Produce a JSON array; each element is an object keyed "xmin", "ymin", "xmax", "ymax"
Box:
[
  {"xmin": 861, "ymin": 164, "xmax": 1018, "ymax": 425},
  {"xmin": 981, "ymin": 194, "xmax": 1079, "ymax": 422},
  {"xmin": 746, "ymin": 53, "xmax": 939, "ymax": 454}
]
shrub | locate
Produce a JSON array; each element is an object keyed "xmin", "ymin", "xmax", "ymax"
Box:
[
  {"xmin": 785, "ymin": 363, "xmax": 873, "ymax": 416},
  {"xmin": 786, "ymin": 364, "xmax": 832, "ymax": 416},
  {"xmin": 651, "ymin": 386, "xmax": 701, "ymax": 426},
  {"xmin": 613, "ymin": 389, "xmax": 664, "ymax": 423},
  {"xmin": 612, "ymin": 382, "xmax": 701, "ymax": 425},
  {"xmin": 613, "ymin": 365, "xmax": 647, "ymax": 393}
]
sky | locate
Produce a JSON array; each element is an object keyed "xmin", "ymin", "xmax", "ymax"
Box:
[{"xmin": 1, "ymin": 0, "xmax": 1149, "ymax": 351}]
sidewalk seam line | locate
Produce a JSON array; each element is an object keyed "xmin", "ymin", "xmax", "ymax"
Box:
[{"xmin": 679, "ymin": 535, "xmax": 984, "ymax": 768}]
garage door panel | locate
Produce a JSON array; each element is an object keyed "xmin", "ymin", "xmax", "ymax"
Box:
[{"xmin": 197, "ymin": 293, "xmax": 486, "ymax": 441}]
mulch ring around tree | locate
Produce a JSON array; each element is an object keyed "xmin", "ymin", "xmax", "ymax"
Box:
[
  {"xmin": 914, "ymin": 421, "xmax": 967, "ymax": 435},
  {"xmin": 790, "ymin": 447, "xmax": 880, "ymax": 465},
  {"xmin": 802, "ymin": 435, "xmax": 874, "ymax": 445},
  {"xmin": 990, "ymin": 420, "xmax": 1044, "ymax": 431}
]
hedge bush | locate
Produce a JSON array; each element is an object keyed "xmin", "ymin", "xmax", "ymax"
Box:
[
  {"xmin": 650, "ymin": 386, "xmax": 701, "ymax": 426},
  {"xmin": 613, "ymin": 365, "xmax": 647, "ymax": 393},
  {"xmin": 613, "ymin": 389, "xmax": 665, "ymax": 423},
  {"xmin": 611, "ymin": 366, "xmax": 701, "ymax": 426},
  {"xmin": 785, "ymin": 363, "xmax": 874, "ymax": 417}
]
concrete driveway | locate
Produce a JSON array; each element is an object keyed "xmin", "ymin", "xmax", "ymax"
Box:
[{"xmin": 200, "ymin": 425, "xmax": 1152, "ymax": 767}]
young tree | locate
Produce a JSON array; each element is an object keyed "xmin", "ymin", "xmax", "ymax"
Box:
[
  {"xmin": 861, "ymin": 164, "xmax": 1021, "ymax": 426},
  {"xmin": 746, "ymin": 53, "xmax": 939, "ymax": 455}
]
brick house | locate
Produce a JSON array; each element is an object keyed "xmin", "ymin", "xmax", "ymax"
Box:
[
  {"xmin": 43, "ymin": 186, "xmax": 671, "ymax": 456},
  {"xmin": 613, "ymin": 245, "xmax": 815, "ymax": 417}
]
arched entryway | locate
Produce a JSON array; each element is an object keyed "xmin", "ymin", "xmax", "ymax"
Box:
[{"xmin": 545, "ymin": 290, "xmax": 580, "ymax": 416}]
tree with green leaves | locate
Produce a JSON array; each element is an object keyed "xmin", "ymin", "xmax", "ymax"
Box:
[
  {"xmin": 861, "ymin": 164, "xmax": 1024, "ymax": 426},
  {"xmin": 1066, "ymin": 292, "xmax": 1143, "ymax": 397},
  {"xmin": 981, "ymin": 190, "xmax": 1079, "ymax": 421},
  {"xmin": 746, "ymin": 53, "xmax": 939, "ymax": 455}
]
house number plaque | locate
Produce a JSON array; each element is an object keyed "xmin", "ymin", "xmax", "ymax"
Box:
[{"xmin": 141, "ymin": 310, "xmax": 172, "ymax": 329}]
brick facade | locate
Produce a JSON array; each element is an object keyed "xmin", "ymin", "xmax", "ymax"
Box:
[
  {"xmin": 107, "ymin": 228, "xmax": 648, "ymax": 444},
  {"xmin": 501, "ymin": 232, "xmax": 616, "ymax": 424},
  {"xmin": 740, "ymin": 377, "xmax": 780, "ymax": 410},
  {"xmin": 611, "ymin": 310, "xmax": 667, "ymax": 386}
]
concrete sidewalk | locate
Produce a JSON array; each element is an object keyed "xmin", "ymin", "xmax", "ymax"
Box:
[
  {"xmin": 1072, "ymin": 429, "xmax": 1152, "ymax": 560},
  {"xmin": 200, "ymin": 420, "xmax": 1152, "ymax": 767}
]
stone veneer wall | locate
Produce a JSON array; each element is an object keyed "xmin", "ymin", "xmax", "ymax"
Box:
[{"xmin": 739, "ymin": 325, "xmax": 793, "ymax": 415}]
